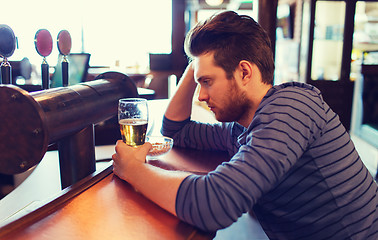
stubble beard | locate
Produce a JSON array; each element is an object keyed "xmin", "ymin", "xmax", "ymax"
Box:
[{"xmin": 214, "ymin": 80, "xmax": 250, "ymax": 123}]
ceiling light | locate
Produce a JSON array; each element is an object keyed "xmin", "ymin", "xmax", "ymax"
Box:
[{"xmin": 205, "ymin": 0, "xmax": 224, "ymax": 7}]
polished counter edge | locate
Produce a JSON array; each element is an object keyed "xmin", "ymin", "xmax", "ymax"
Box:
[{"xmin": 0, "ymin": 162, "xmax": 113, "ymax": 237}]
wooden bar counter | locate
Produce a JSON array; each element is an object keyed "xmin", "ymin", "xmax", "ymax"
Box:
[
  {"xmin": 0, "ymin": 100, "xmax": 228, "ymax": 239},
  {"xmin": 1, "ymin": 148, "xmax": 227, "ymax": 239}
]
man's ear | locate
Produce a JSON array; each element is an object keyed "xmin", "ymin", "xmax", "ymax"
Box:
[{"xmin": 239, "ymin": 60, "xmax": 253, "ymax": 85}]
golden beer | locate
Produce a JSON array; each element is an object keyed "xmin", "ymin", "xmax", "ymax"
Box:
[{"xmin": 119, "ymin": 118, "xmax": 148, "ymax": 147}]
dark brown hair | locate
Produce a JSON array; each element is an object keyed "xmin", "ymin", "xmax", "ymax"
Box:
[{"xmin": 184, "ymin": 11, "xmax": 274, "ymax": 84}]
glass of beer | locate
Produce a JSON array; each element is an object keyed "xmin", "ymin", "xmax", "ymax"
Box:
[{"xmin": 118, "ymin": 98, "xmax": 148, "ymax": 147}]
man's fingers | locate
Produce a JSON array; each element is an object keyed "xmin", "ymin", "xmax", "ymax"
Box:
[{"xmin": 141, "ymin": 142, "xmax": 153, "ymax": 154}]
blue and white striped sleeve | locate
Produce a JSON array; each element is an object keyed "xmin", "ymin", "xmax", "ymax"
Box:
[{"xmin": 161, "ymin": 116, "xmax": 233, "ymax": 151}]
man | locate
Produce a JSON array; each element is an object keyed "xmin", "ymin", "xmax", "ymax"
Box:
[{"xmin": 112, "ymin": 11, "xmax": 378, "ymax": 239}]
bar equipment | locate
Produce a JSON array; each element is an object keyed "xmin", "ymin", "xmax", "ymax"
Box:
[
  {"xmin": 0, "ymin": 24, "xmax": 16, "ymax": 84},
  {"xmin": 34, "ymin": 29, "xmax": 53, "ymax": 89},
  {"xmin": 0, "ymin": 72, "xmax": 138, "ymax": 188},
  {"xmin": 57, "ymin": 30, "xmax": 71, "ymax": 87}
]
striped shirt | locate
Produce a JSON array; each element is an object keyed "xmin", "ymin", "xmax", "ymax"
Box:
[{"xmin": 161, "ymin": 82, "xmax": 378, "ymax": 239}]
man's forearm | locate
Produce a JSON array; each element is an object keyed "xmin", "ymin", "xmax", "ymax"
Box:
[
  {"xmin": 120, "ymin": 159, "xmax": 191, "ymax": 216},
  {"xmin": 164, "ymin": 63, "xmax": 197, "ymax": 121},
  {"xmin": 112, "ymin": 142, "xmax": 192, "ymax": 217}
]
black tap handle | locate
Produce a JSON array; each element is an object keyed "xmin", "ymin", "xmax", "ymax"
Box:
[
  {"xmin": 62, "ymin": 59, "xmax": 68, "ymax": 87},
  {"xmin": 41, "ymin": 61, "xmax": 49, "ymax": 89},
  {"xmin": 1, "ymin": 61, "xmax": 11, "ymax": 84}
]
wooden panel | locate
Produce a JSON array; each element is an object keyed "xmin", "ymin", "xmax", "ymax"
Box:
[{"xmin": 309, "ymin": 79, "xmax": 354, "ymax": 130}]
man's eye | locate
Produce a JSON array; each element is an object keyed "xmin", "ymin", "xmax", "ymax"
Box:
[{"xmin": 202, "ymin": 80, "xmax": 211, "ymax": 86}]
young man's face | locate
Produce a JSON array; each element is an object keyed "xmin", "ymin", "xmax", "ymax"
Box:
[{"xmin": 193, "ymin": 52, "xmax": 250, "ymax": 123}]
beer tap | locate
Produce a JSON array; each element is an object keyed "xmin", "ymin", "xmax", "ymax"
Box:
[
  {"xmin": 0, "ymin": 24, "xmax": 16, "ymax": 84},
  {"xmin": 34, "ymin": 29, "xmax": 53, "ymax": 89},
  {"xmin": 57, "ymin": 30, "xmax": 72, "ymax": 87}
]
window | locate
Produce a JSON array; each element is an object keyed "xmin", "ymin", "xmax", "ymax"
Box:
[
  {"xmin": 311, "ymin": 1, "xmax": 346, "ymax": 81},
  {"xmin": 1, "ymin": 0, "xmax": 172, "ymax": 73}
]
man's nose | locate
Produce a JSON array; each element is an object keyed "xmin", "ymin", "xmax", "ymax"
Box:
[{"xmin": 198, "ymin": 86, "xmax": 209, "ymax": 102}]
